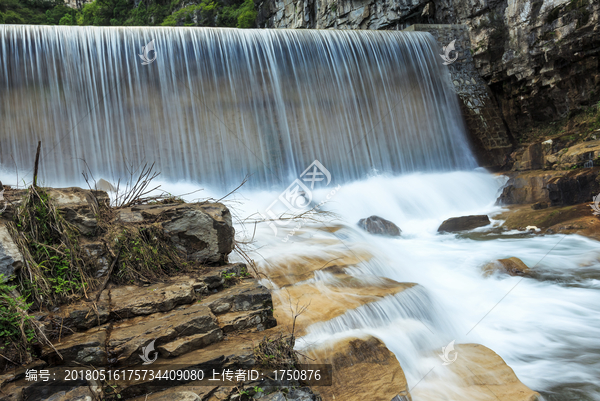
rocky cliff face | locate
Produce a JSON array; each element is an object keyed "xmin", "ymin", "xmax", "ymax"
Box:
[{"xmin": 257, "ymin": 0, "xmax": 600, "ymax": 139}]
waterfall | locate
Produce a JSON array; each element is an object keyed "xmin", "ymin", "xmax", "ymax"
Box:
[{"xmin": 0, "ymin": 25, "xmax": 476, "ymax": 188}]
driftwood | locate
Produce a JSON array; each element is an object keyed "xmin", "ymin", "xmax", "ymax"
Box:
[{"xmin": 33, "ymin": 141, "xmax": 41, "ymax": 187}]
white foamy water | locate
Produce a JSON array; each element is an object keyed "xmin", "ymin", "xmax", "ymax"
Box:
[{"xmin": 222, "ymin": 170, "xmax": 600, "ymax": 400}]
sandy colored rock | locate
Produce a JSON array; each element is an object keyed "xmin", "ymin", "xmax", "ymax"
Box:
[
  {"xmin": 265, "ymin": 249, "xmax": 372, "ymax": 287},
  {"xmin": 496, "ymin": 203, "xmax": 600, "ymax": 240},
  {"xmin": 483, "ymin": 257, "xmax": 532, "ymax": 277},
  {"xmin": 273, "ymin": 277, "xmax": 414, "ymax": 336},
  {"xmin": 308, "ymin": 336, "xmax": 411, "ymax": 401},
  {"xmin": 412, "ymin": 344, "xmax": 540, "ymax": 401}
]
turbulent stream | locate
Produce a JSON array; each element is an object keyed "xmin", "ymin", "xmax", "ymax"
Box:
[{"xmin": 1, "ymin": 25, "xmax": 599, "ymax": 400}]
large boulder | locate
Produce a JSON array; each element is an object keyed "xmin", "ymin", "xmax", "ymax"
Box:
[
  {"xmin": 157, "ymin": 204, "xmax": 235, "ymax": 265},
  {"xmin": 437, "ymin": 215, "xmax": 490, "ymax": 233},
  {"xmin": 483, "ymin": 257, "xmax": 532, "ymax": 277},
  {"xmin": 0, "ymin": 223, "xmax": 23, "ymax": 281},
  {"xmin": 357, "ymin": 216, "xmax": 401, "ymax": 237}
]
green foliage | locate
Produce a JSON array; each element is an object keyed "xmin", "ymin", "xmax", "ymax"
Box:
[
  {"xmin": 0, "ymin": 277, "xmax": 35, "ymax": 348},
  {"xmin": 108, "ymin": 225, "xmax": 186, "ymax": 285},
  {"xmin": 13, "ymin": 188, "xmax": 86, "ymax": 306},
  {"xmin": 1, "ymin": 0, "xmax": 257, "ymax": 27}
]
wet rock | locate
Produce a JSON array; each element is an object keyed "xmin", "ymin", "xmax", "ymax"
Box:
[
  {"xmin": 157, "ymin": 329, "xmax": 224, "ymax": 358},
  {"xmin": 44, "ymin": 326, "xmax": 108, "ymax": 366},
  {"xmin": 204, "ymin": 281, "xmax": 272, "ymax": 315},
  {"xmin": 109, "ymin": 282, "xmax": 195, "ymax": 319},
  {"xmin": 218, "ymin": 309, "xmax": 276, "ymax": 333},
  {"xmin": 0, "ymin": 223, "xmax": 24, "ymax": 281},
  {"xmin": 514, "ymin": 143, "xmax": 543, "ymax": 171},
  {"xmin": 192, "ymin": 263, "xmax": 247, "ymax": 294},
  {"xmin": 161, "ymin": 204, "xmax": 235, "ymax": 264},
  {"xmin": 496, "ymin": 171, "xmax": 569, "ymax": 205},
  {"xmin": 357, "ymin": 216, "xmax": 401, "ymax": 237},
  {"xmin": 310, "ymin": 336, "xmax": 411, "ymax": 401},
  {"xmin": 531, "ymin": 202, "xmax": 548, "ymax": 210},
  {"xmin": 547, "ymin": 168, "xmax": 600, "ymax": 206},
  {"xmin": 483, "ymin": 257, "xmax": 531, "ymax": 277},
  {"xmin": 56, "ymin": 290, "xmax": 110, "ymax": 330},
  {"xmin": 437, "ymin": 215, "xmax": 490, "ymax": 233},
  {"xmin": 108, "ymin": 303, "xmax": 219, "ymax": 366}
]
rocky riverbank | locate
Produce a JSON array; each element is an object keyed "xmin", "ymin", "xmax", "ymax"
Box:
[{"xmin": 0, "ymin": 183, "xmax": 552, "ymax": 401}]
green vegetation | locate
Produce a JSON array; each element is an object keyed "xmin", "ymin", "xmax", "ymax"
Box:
[
  {"xmin": 0, "ymin": 0, "xmax": 258, "ymax": 28},
  {"xmin": 11, "ymin": 187, "xmax": 88, "ymax": 308},
  {"xmin": 0, "ymin": 276, "xmax": 35, "ymax": 352}
]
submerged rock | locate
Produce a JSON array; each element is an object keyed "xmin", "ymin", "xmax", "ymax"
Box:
[
  {"xmin": 357, "ymin": 215, "xmax": 401, "ymax": 237},
  {"xmin": 483, "ymin": 257, "xmax": 532, "ymax": 277},
  {"xmin": 437, "ymin": 215, "xmax": 490, "ymax": 233}
]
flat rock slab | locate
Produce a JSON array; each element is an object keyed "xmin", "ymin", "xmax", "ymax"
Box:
[
  {"xmin": 203, "ymin": 280, "xmax": 272, "ymax": 315},
  {"xmin": 54, "ymin": 290, "xmax": 110, "ymax": 330},
  {"xmin": 218, "ymin": 308, "xmax": 276, "ymax": 333},
  {"xmin": 411, "ymin": 344, "xmax": 540, "ymax": 401},
  {"xmin": 438, "ymin": 215, "xmax": 491, "ymax": 233},
  {"xmin": 273, "ymin": 278, "xmax": 415, "ymax": 336},
  {"xmin": 110, "ymin": 281, "xmax": 195, "ymax": 319},
  {"xmin": 109, "ymin": 303, "xmax": 219, "ymax": 366},
  {"xmin": 115, "ymin": 330, "xmax": 269, "ymax": 398},
  {"xmin": 44, "ymin": 326, "xmax": 108, "ymax": 366}
]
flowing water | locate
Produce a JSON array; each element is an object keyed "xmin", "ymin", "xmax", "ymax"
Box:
[
  {"xmin": 0, "ymin": 25, "xmax": 475, "ymax": 188},
  {"xmin": 1, "ymin": 25, "xmax": 599, "ymax": 401}
]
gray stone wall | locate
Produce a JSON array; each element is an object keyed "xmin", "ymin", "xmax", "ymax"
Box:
[
  {"xmin": 257, "ymin": 0, "xmax": 600, "ymax": 143},
  {"xmin": 404, "ymin": 24, "xmax": 512, "ymax": 167}
]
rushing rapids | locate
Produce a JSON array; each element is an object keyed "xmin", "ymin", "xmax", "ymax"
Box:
[{"xmin": 0, "ymin": 25, "xmax": 476, "ymax": 188}]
